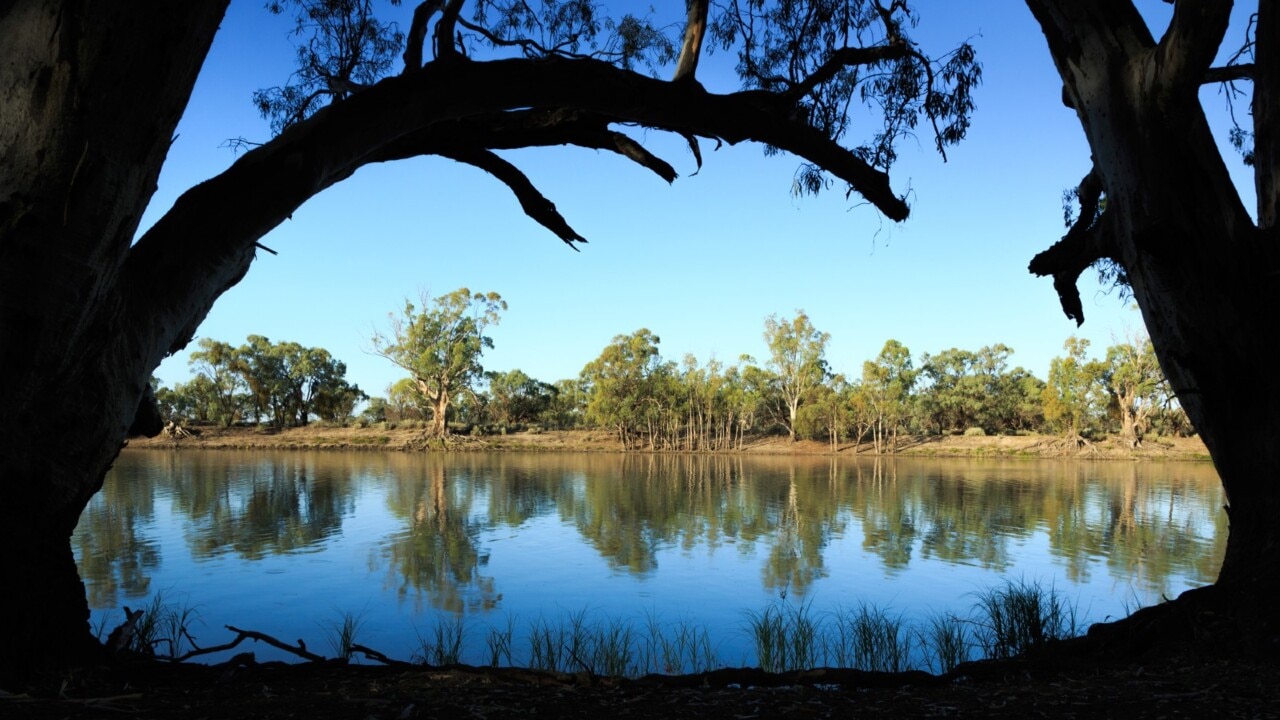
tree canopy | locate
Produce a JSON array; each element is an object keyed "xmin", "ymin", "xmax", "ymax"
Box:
[{"xmin": 371, "ymin": 289, "xmax": 507, "ymax": 437}]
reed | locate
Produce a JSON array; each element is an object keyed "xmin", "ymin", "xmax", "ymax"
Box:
[
  {"xmin": 745, "ymin": 600, "xmax": 820, "ymax": 673},
  {"xmin": 918, "ymin": 612, "xmax": 970, "ymax": 674},
  {"xmin": 324, "ymin": 610, "xmax": 365, "ymax": 661},
  {"xmin": 970, "ymin": 578, "xmax": 1080, "ymax": 659},
  {"xmin": 484, "ymin": 616, "xmax": 517, "ymax": 667},
  {"xmin": 415, "ymin": 616, "xmax": 465, "ymax": 666},
  {"xmin": 828, "ymin": 603, "xmax": 911, "ymax": 673}
]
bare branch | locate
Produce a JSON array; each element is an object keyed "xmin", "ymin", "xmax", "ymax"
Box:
[
  {"xmin": 785, "ymin": 42, "xmax": 911, "ymax": 101},
  {"xmin": 439, "ymin": 147, "xmax": 588, "ymax": 248},
  {"xmin": 351, "ymin": 643, "xmax": 415, "ymax": 667},
  {"xmin": 607, "ymin": 131, "xmax": 678, "ymax": 183},
  {"xmin": 1205, "ymin": 63, "xmax": 1255, "ymax": 84},
  {"xmin": 680, "ymin": 131, "xmax": 704, "ymax": 175},
  {"xmin": 673, "ymin": 0, "xmax": 709, "ymax": 82},
  {"xmin": 171, "ymin": 625, "xmax": 329, "ymax": 663}
]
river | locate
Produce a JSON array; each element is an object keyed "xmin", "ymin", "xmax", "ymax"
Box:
[{"xmin": 74, "ymin": 450, "xmax": 1224, "ymax": 670}]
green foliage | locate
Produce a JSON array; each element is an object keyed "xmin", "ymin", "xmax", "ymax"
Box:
[
  {"xmin": 1100, "ymin": 333, "xmax": 1164, "ymax": 446},
  {"xmin": 916, "ymin": 344, "xmax": 1036, "ymax": 436},
  {"xmin": 1042, "ymin": 336, "xmax": 1107, "ymax": 439},
  {"xmin": 371, "ymin": 289, "xmax": 507, "ymax": 438},
  {"xmin": 187, "ymin": 338, "xmax": 247, "ymax": 427},
  {"xmin": 861, "ymin": 339, "xmax": 916, "ymax": 452},
  {"xmin": 483, "ymin": 368, "xmax": 558, "ymax": 427},
  {"xmin": 762, "ymin": 311, "xmax": 831, "ymax": 441},
  {"xmin": 255, "ymin": 0, "xmax": 405, "ymax": 134},
  {"xmin": 709, "ymin": 1, "xmax": 981, "ymax": 173},
  {"xmin": 170, "ymin": 335, "xmax": 365, "ymax": 427},
  {"xmin": 580, "ymin": 329, "xmax": 669, "ymax": 449}
]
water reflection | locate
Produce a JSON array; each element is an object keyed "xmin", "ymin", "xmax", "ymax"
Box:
[{"xmin": 75, "ymin": 450, "xmax": 1225, "ymax": 656}]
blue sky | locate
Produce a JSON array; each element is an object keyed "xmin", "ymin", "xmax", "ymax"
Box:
[{"xmin": 147, "ymin": 2, "xmax": 1258, "ymax": 398}]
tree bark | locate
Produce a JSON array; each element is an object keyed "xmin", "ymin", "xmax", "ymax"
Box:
[
  {"xmin": 0, "ymin": 1, "xmax": 229, "ymax": 681},
  {"xmin": 1027, "ymin": 0, "xmax": 1280, "ymax": 640}
]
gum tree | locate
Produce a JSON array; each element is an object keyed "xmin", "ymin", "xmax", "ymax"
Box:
[
  {"xmin": 762, "ymin": 311, "xmax": 831, "ymax": 442},
  {"xmin": 371, "ymin": 289, "xmax": 506, "ymax": 438},
  {"xmin": 1024, "ymin": 1, "xmax": 1279, "ymax": 641}
]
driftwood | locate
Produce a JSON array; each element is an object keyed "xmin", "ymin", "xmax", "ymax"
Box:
[{"xmin": 105, "ymin": 606, "xmax": 145, "ymax": 653}]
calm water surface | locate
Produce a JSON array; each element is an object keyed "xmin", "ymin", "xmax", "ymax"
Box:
[{"xmin": 75, "ymin": 450, "xmax": 1225, "ymax": 666}]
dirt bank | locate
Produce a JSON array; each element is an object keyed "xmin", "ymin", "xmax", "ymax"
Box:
[{"xmin": 127, "ymin": 425, "xmax": 1212, "ymax": 461}]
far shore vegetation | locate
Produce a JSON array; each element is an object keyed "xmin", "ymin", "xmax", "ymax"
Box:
[{"xmin": 149, "ymin": 293, "xmax": 1201, "ymax": 459}]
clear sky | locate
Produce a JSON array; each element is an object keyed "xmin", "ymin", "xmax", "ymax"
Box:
[{"xmin": 147, "ymin": 2, "xmax": 1258, "ymax": 399}]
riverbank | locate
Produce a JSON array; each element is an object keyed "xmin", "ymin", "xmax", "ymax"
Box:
[{"xmin": 128, "ymin": 424, "xmax": 1212, "ymax": 461}]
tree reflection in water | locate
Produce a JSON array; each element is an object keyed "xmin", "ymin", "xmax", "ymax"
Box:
[{"xmin": 74, "ymin": 450, "xmax": 1224, "ymax": 660}]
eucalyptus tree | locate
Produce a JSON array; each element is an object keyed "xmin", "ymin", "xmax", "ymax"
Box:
[
  {"xmin": 1100, "ymin": 333, "xmax": 1163, "ymax": 448},
  {"xmin": 187, "ymin": 338, "xmax": 249, "ymax": 427},
  {"xmin": 483, "ymin": 368, "xmax": 557, "ymax": 427},
  {"xmin": 762, "ymin": 311, "xmax": 831, "ymax": 442},
  {"xmin": 861, "ymin": 339, "xmax": 916, "ymax": 453},
  {"xmin": 371, "ymin": 289, "xmax": 507, "ymax": 438},
  {"xmin": 1022, "ymin": 2, "xmax": 1279, "ymax": 626},
  {"xmin": 580, "ymin": 329, "xmax": 667, "ymax": 450},
  {"xmin": 1041, "ymin": 336, "xmax": 1106, "ymax": 443}
]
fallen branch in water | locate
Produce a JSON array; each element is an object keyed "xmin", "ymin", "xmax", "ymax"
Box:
[
  {"xmin": 167, "ymin": 625, "xmax": 330, "ymax": 663},
  {"xmin": 351, "ymin": 643, "xmax": 415, "ymax": 667}
]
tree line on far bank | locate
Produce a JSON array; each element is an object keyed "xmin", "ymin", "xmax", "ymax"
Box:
[{"xmin": 155, "ymin": 289, "xmax": 1190, "ymax": 452}]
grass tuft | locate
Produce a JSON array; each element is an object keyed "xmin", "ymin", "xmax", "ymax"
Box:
[{"xmin": 969, "ymin": 578, "xmax": 1080, "ymax": 659}]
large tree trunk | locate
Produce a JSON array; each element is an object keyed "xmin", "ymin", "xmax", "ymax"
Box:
[
  {"xmin": 0, "ymin": 1, "xmax": 228, "ymax": 682},
  {"xmin": 1027, "ymin": 1, "xmax": 1280, "ymax": 645}
]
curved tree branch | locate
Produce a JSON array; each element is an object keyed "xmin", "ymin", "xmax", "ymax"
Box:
[
  {"xmin": 439, "ymin": 146, "xmax": 587, "ymax": 248},
  {"xmin": 784, "ymin": 42, "xmax": 911, "ymax": 102},
  {"xmin": 367, "ymin": 109, "xmax": 678, "ymax": 182},
  {"xmin": 122, "ymin": 55, "xmax": 909, "ymax": 366}
]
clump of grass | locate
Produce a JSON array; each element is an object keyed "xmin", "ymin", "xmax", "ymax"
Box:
[
  {"xmin": 106, "ymin": 592, "xmax": 202, "ymax": 658},
  {"xmin": 527, "ymin": 615, "xmax": 569, "ymax": 672},
  {"xmin": 918, "ymin": 612, "xmax": 971, "ymax": 674},
  {"xmin": 415, "ymin": 615, "xmax": 466, "ymax": 666},
  {"xmin": 586, "ymin": 617, "xmax": 637, "ymax": 677},
  {"xmin": 484, "ymin": 616, "xmax": 517, "ymax": 667},
  {"xmin": 640, "ymin": 613, "xmax": 718, "ymax": 675},
  {"xmin": 324, "ymin": 610, "xmax": 365, "ymax": 661},
  {"xmin": 828, "ymin": 603, "xmax": 911, "ymax": 673},
  {"xmin": 745, "ymin": 601, "xmax": 820, "ymax": 673},
  {"xmin": 970, "ymin": 578, "xmax": 1080, "ymax": 659}
]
